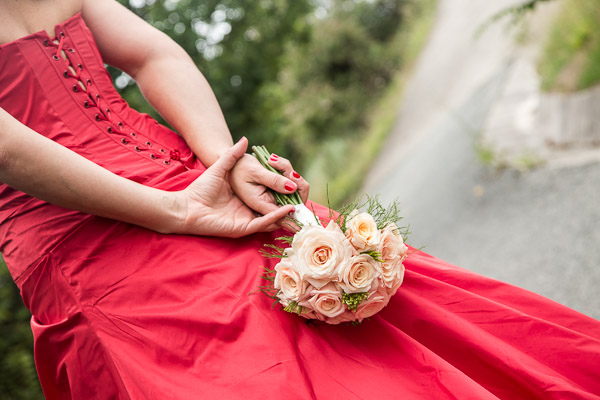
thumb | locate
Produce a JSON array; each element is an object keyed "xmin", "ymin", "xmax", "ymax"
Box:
[
  {"xmin": 244, "ymin": 204, "xmax": 295, "ymax": 235},
  {"xmin": 210, "ymin": 137, "xmax": 248, "ymax": 176}
]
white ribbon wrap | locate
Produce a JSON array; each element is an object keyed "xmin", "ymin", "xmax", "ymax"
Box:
[{"xmin": 293, "ymin": 204, "xmax": 321, "ymax": 227}]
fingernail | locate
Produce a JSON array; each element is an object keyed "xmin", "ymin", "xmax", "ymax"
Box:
[
  {"xmin": 270, "ymin": 154, "xmax": 279, "ymax": 161},
  {"xmin": 292, "ymin": 171, "xmax": 301, "ymax": 179},
  {"xmin": 284, "ymin": 182, "xmax": 296, "ymax": 191}
]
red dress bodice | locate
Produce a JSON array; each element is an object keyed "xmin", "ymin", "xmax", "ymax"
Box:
[{"xmin": 0, "ymin": 13, "xmax": 203, "ymax": 282}]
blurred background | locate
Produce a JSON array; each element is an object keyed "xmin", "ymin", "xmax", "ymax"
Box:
[{"xmin": 1, "ymin": 0, "xmax": 599, "ymax": 397}]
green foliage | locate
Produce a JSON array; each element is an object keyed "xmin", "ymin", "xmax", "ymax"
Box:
[
  {"xmin": 342, "ymin": 291, "xmax": 369, "ymax": 311},
  {"xmin": 538, "ymin": 0, "xmax": 600, "ymax": 91},
  {"xmin": 283, "ymin": 300, "xmax": 304, "ymax": 315},
  {"xmin": 271, "ymin": 0, "xmax": 409, "ymax": 166},
  {"xmin": 476, "ymin": 0, "xmax": 555, "ymax": 36},
  {"xmin": 0, "ymin": 257, "xmax": 43, "ymax": 399},
  {"xmin": 361, "ymin": 250, "xmax": 384, "ymax": 262},
  {"xmin": 479, "ymin": 0, "xmax": 600, "ymax": 92},
  {"xmin": 352, "ymin": 0, "xmax": 408, "ymax": 42}
]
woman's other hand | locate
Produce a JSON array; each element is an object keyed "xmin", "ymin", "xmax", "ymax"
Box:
[
  {"xmin": 229, "ymin": 151, "xmax": 310, "ymax": 217},
  {"xmin": 173, "ymin": 137, "xmax": 294, "ymax": 238}
]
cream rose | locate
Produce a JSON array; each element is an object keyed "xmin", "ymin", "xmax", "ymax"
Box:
[
  {"xmin": 273, "ymin": 260, "xmax": 307, "ymax": 302},
  {"xmin": 378, "ymin": 223, "xmax": 408, "ymax": 288},
  {"xmin": 306, "ymin": 282, "xmax": 345, "ymax": 319},
  {"xmin": 338, "ymin": 254, "xmax": 380, "ymax": 294},
  {"xmin": 345, "ymin": 211, "xmax": 381, "ymax": 252},
  {"xmin": 289, "ymin": 220, "xmax": 354, "ymax": 287},
  {"xmin": 354, "ymin": 291, "xmax": 390, "ymax": 322}
]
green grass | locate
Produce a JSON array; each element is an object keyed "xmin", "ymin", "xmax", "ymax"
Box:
[
  {"xmin": 475, "ymin": 139, "xmax": 544, "ymax": 172},
  {"xmin": 539, "ymin": 0, "xmax": 600, "ymax": 91},
  {"xmin": 305, "ymin": 0, "xmax": 438, "ymax": 207}
]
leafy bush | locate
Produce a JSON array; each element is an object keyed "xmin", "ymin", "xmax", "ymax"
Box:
[
  {"xmin": 0, "ymin": 258, "xmax": 42, "ymax": 399},
  {"xmin": 538, "ymin": 0, "xmax": 600, "ymax": 91}
]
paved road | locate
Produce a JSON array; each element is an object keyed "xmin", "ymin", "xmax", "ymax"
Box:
[
  {"xmin": 364, "ymin": 0, "xmax": 519, "ymax": 188},
  {"xmin": 365, "ymin": 0, "xmax": 600, "ymax": 320}
]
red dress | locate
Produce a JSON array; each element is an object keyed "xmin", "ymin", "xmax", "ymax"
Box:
[{"xmin": 1, "ymin": 13, "xmax": 599, "ymax": 400}]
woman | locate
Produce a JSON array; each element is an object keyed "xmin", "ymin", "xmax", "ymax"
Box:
[{"xmin": 1, "ymin": 1, "xmax": 599, "ymax": 399}]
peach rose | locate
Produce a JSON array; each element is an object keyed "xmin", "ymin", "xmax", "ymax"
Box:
[
  {"xmin": 306, "ymin": 282, "xmax": 345, "ymax": 319},
  {"xmin": 383, "ymin": 263, "xmax": 405, "ymax": 297},
  {"xmin": 299, "ymin": 308, "xmax": 318, "ymax": 320},
  {"xmin": 326, "ymin": 310, "xmax": 356, "ymax": 325},
  {"xmin": 354, "ymin": 291, "xmax": 390, "ymax": 322},
  {"xmin": 289, "ymin": 220, "xmax": 355, "ymax": 287},
  {"xmin": 345, "ymin": 211, "xmax": 381, "ymax": 252},
  {"xmin": 338, "ymin": 254, "xmax": 380, "ymax": 294},
  {"xmin": 273, "ymin": 260, "xmax": 308, "ymax": 302},
  {"xmin": 297, "ymin": 298, "xmax": 315, "ymax": 318},
  {"xmin": 378, "ymin": 223, "xmax": 408, "ymax": 288}
]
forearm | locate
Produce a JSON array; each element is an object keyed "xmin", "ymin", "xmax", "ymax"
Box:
[
  {"xmin": 82, "ymin": 0, "xmax": 234, "ymax": 167},
  {"xmin": 0, "ymin": 108, "xmax": 181, "ymax": 233},
  {"xmin": 133, "ymin": 49, "xmax": 234, "ymax": 166}
]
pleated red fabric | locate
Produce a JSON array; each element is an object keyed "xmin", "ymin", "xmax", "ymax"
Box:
[{"xmin": 1, "ymin": 13, "xmax": 599, "ymax": 400}]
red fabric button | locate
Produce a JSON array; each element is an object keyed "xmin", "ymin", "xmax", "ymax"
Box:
[{"xmin": 170, "ymin": 149, "xmax": 181, "ymax": 161}]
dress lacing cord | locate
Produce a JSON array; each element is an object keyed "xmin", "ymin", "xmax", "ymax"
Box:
[{"xmin": 44, "ymin": 33, "xmax": 181, "ymax": 166}]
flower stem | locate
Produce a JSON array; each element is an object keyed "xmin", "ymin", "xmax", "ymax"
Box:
[{"xmin": 252, "ymin": 145, "xmax": 303, "ymax": 206}]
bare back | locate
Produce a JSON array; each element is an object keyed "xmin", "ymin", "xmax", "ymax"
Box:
[{"xmin": 0, "ymin": 0, "xmax": 82, "ymax": 45}]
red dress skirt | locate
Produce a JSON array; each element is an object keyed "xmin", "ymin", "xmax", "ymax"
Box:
[{"xmin": 1, "ymin": 13, "xmax": 599, "ymax": 400}]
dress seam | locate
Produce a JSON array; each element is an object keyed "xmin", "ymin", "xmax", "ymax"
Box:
[{"xmin": 51, "ymin": 248, "xmax": 133, "ymax": 399}]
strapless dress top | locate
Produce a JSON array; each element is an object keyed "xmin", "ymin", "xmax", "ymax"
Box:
[{"xmin": 0, "ymin": 12, "xmax": 204, "ymax": 282}]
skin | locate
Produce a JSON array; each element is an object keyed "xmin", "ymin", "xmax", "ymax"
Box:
[{"xmin": 0, "ymin": 0, "xmax": 309, "ymax": 237}]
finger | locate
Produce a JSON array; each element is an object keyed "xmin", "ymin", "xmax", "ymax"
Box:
[
  {"xmin": 254, "ymin": 167, "xmax": 298, "ymax": 196},
  {"xmin": 210, "ymin": 137, "xmax": 248, "ymax": 176},
  {"xmin": 268, "ymin": 154, "xmax": 309, "ymax": 203},
  {"xmin": 268, "ymin": 153, "xmax": 293, "ymax": 176},
  {"xmin": 245, "ymin": 205, "xmax": 294, "ymax": 235},
  {"xmin": 277, "ymin": 216, "xmax": 300, "ymax": 233},
  {"xmin": 288, "ymin": 170, "xmax": 310, "ymax": 204},
  {"xmin": 245, "ymin": 193, "xmax": 280, "ymax": 216}
]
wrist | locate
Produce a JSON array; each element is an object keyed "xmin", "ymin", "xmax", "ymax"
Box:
[
  {"xmin": 186, "ymin": 134, "xmax": 233, "ymax": 167},
  {"xmin": 150, "ymin": 189, "xmax": 187, "ymax": 234}
]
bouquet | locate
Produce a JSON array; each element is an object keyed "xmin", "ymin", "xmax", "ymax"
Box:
[{"xmin": 252, "ymin": 146, "xmax": 408, "ymax": 325}]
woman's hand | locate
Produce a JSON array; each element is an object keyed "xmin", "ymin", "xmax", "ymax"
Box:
[
  {"xmin": 229, "ymin": 152, "xmax": 310, "ymax": 216},
  {"xmin": 173, "ymin": 137, "xmax": 294, "ymax": 238}
]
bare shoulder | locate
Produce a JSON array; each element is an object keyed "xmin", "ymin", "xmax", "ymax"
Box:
[{"xmin": 0, "ymin": 0, "xmax": 82, "ymax": 45}]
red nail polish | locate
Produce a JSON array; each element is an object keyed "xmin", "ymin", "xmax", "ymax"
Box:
[
  {"xmin": 284, "ymin": 182, "xmax": 295, "ymax": 191},
  {"xmin": 292, "ymin": 171, "xmax": 301, "ymax": 179},
  {"xmin": 270, "ymin": 154, "xmax": 279, "ymax": 161}
]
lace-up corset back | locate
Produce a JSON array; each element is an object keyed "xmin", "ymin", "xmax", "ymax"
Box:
[
  {"xmin": 0, "ymin": 13, "xmax": 193, "ymax": 172},
  {"xmin": 0, "ymin": 13, "xmax": 202, "ymax": 282}
]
